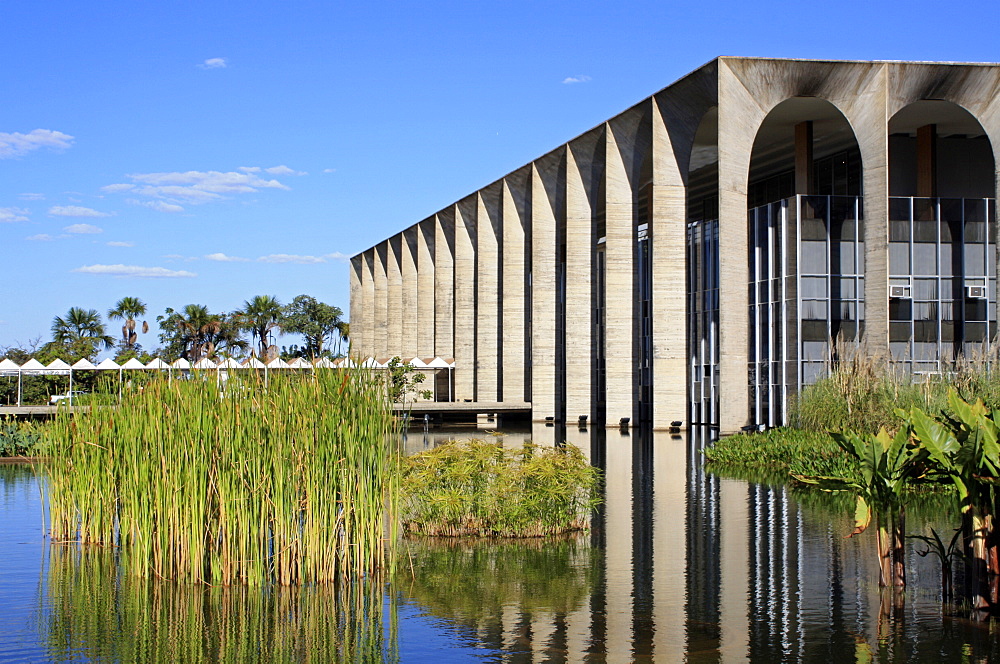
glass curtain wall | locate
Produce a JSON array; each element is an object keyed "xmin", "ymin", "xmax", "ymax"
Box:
[
  {"xmin": 888, "ymin": 197, "xmax": 997, "ymax": 374},
  {"xmin": 748, "ymin": 195, "xmax": 864, "ymax": 428},
  {"xmin": 688, "ymin": 217, "xmax": 719, "ymax": 426}
]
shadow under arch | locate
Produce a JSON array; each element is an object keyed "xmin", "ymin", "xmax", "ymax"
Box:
[
  {"xmin": 746, "ymin": 97, "xmax": 865, "ymax": 427},
  {"xmin": 886, "ymin": 99, "xmax": 997, "ymax": 371}
]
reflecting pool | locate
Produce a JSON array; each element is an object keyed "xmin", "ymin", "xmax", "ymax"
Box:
[{"xmin": 2, "ymin": 426, "xmax": 999, "ymax": 662}]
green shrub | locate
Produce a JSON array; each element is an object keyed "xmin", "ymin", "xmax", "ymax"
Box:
[
  {"xmin": 400, "ymin": 439, "xmax": 602, "ymax": 537},
  {"xmin": 704, "ymin": 427, "xmax": 861, "ymax": 481},
  {"xmin": 0, "ymin": 420, "xmax": 45, "ymax": 457}
]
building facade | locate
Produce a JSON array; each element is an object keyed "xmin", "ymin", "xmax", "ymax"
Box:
[{"xmin": 350, "ymin": 58, "xmax": 1000, "ymax": 433}]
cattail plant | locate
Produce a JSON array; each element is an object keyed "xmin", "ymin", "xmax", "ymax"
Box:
[{"xmin": 44, "ymin": 367, "xmax": 398, "ymax": 585}]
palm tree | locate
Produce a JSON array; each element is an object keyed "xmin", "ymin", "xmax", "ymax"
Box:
[
  {"xmin": 51, "ymin": 307, "xmax": 115, "ymax": 350},
  {"xmin": 107, "ymin": 296, "xmax": 149, "ymax": 350},
  {"xmin": 166, "ymin": 304, "xmax": 249, "ymax": 362},
  {"xmin": 236, "ymin": 295, "xmax": 282, "ymax": 360}
]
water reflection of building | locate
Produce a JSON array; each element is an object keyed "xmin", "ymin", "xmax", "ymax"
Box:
[
  {"xmin": 402, "ymin": 427, "xmax": 970, "ymax": 662},
  {"xmin": 350, "ymin": 58, "xmax": 1000, "ymax": 434}
]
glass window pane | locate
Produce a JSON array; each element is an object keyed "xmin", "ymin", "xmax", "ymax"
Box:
[
  {"xmin": 913, "ymin": 243, "xmax": 937, "ymax": 274},
  {"xmin": 890, "ymin": 198, "xmax": 912, "ymax": 222},
  {"xmin": 914, "ymin": 279, "xmax": 938, "ymax": 299},
  {"xmin": 889, "ymin": 242, "xmax": 910, "ymax": 275},
  {"xmin": 801, "ymin": 241, "xmax": 827, "ymax": 271},
  {"xmin": 801, "ymin": 277, "xmax": 827, "ymax": 298},
  {"xmin": 890, "ymin": 322, "xmax": 911, "ymax": 342},
  {"xmin": 889, "ymin": 299, "xmax": 912, "ymax": 321}
]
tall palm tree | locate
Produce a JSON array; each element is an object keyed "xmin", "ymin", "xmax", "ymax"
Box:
[
  {"xmin": 51, "ymin": 307, "xmax": 115, "ymax": 349},
  {"xmin": 107, "ymin": 296, "xmax": 149, "ymax": 350},
  {"xmin": 167, "ymin": 304, "xmax": 248, "ymax": 362},
  {"xmin": 236, "ymin": 295, "xmax": 283, "ymax": 360}
]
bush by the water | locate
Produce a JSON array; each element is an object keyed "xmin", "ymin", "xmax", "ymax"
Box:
[
  {"xmin": 400, "ymin": 438, "xmax": 602, "ymax": 537},
  {"xmin": 703, "ymin": 427, "xmax": 861, "ymax": 480},
  {"xmin": 0, "ymin": 420, "xmax": 45, "ymax": 457},
  {"xmin": 792, "ymin": 348, "xmax": 1000, "ymax": 433}
]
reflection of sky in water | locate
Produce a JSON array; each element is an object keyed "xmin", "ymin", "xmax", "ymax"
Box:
[{"xmin": 3, "ymin": 429, "xmax": 1000, "ymax": 661}]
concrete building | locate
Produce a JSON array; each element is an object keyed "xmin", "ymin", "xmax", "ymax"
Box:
[{"xmin": 350, "ymin": 57, "xmax": 1000, "ymax": 433}]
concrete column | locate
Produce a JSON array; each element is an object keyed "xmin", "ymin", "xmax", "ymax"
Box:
[
  {"xmin": 401, "ymin": 226, "xmax": 419, "ymax": 358},
  {"xmin": 434, "ymin": 211, "xmax": 455, "ymax": 360},
  {"xmin": 717, "ymin": 63, "xmax": 754, "ymax": 434},
  {"xmin": 857, "ymin": 65, "xmax": 890, "ymax": 359},
  {"xmin": 531, "ymin": 158, "xmax": 560, "ymax": 420},
  {"xmin": 349, "ymin": 254, "xmax": 364, "ymax": 357},
  {"xmin": 417, "ymin": 219, "xmax": 436, "ymax": 358},
  {"xmin": 565, "ymin": 137, "xmax": 597, "ymax": 422},
  {"xmin": 454, "ymin": 199, "xmax": 477, "ymax": 400},
  {"xmin": 361, "ymin": 250, "xmax": 376, "ymax": 357},
  {"xmin": 386, "ymin": 235, "xmax": 404, "ymax": 357},
  {"xmin": 477, "ymin": 186, "xmax": 501, "ymax": 402},
  {"xmin": 373, "ymin": 242, "xmax": 389, "ymax": 357},
  {"xmin": 502, "ymin": 171, "xmax": 528, "ymax": 404},
  {"xmin": 650, "ymin": 97, "xmax": 689, "ymax": 429},
  {"xmin": 605, "ymin": 122, "xmax": 637, "ymax": 427}
]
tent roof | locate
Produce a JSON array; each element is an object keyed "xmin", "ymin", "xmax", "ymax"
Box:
[
  {"xmin": 122, "ymin": 358, "xmax": 147, "ymax": 369},
  {"xmin": 72, "ymin": 358, "xmax": 97, "ymax": 370},
  {"xmin": 96, "ymin": 358, "xmax": 121, "ymax": 370}
]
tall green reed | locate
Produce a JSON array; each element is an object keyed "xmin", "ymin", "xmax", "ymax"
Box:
[{"xmin": 45, "ymin": 368, "xmax": 397, "ymax": 585}]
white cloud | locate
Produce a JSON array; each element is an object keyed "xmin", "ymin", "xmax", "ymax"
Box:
[
  {"xmin": 0, "ymin": 207, "xmax": 29, "ymax": 223},
  {"xmin": 258, "ymin": 254, "xmax": 326, "ymax": 264},
  {"xmin": 322, "ymin": 168, "xmax": 337, "ymax": 174},
  {"xmin": 325, "ymin": 252, "xmax": 351, "ymax": 263},
  {"xmin": 562, "ymin": 75, "xmax": 592, "ymax": 84},
  {"xmin": 205, "ymin": 252, "xmax": 250, "ymax": 262},
  {"xmin": 198, "ymin": 57, "xmax": 227, "ymax": 69},
  {"xmin": 265, "ymin": 165, "xmax": 306, "ymax": 176},
  {"xmin": 19, "ymin": 193, "xmax": 44, "ymax": 201},
  {"xmin": 0, "ymin": 129, "xmax": 74, "ymax": 159},
  {"xmin": 26, "ymin": 233, "xmax": 57, "ymax": 241},
  {"xmin": 49, "ymin": 205, "xmax": 111, "ymax": 218},
  {"xmin": 162, "ymin": 254, "xmax": 184, "ymax": 260},
  {"xmin": 107, "ymin": 241, "xmax": 134, "ymax": 247},
  {"xmin": 238, "ymin": 166, "xmax": 261, "ymax": 173},
  {"xmin": 73, "ymin": 264, "xmax": 197, "ymax": 278},
  {"xmin": 127, "ymin": 199, "xmax": 185, "ymax": 213},
  {"xmin": 108, "ymin": 170, "xmax": 290, "ymax": 207},
  {"xmin": 63, "ymin": 223, "xmax": 103, "ymax": 234},
  {"xmin": 101, "ymin": 183, "xmax": 135, "ymax": 193}
]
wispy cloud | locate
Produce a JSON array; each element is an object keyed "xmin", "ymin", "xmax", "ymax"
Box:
[
  {"xmin": 0, "ymin": 129, "xmax": 74, "ymax": 159},
  {"xmin": 26, "ymin": 233, "xmax": 60, "ymax": 241},
  {"xmin": 49, "ymin": 205, "xmax": 111, "ymax": 218},
  {"xmin": 562, "ymin": 75, "xmax": 592, "ymax": 84},
  {"xmin": 73, "ymin": 264, "xmax": 197, "ymax": 278},
  {"xmin": 0, "ymin": 207, "xmax": 29, "ymax": 223},
  {"xmin": 126, "ymin": 199, "xmax": 186, "ymax": 213},
  {"xmin": 19, "ymin": 193, "xmax": 44, "ymax": 201},
  {"xmin": 63, "ymin": 223, "xmax": 103, "ymax": 234},
  {"xmin": 265, "ymin": 165, "xmax": 306, "ymax": 176},
  {"xmin": 107, "ymin": 241, "xmax": 134, "ymax": 247},
  {"xmin": 198, "ymin": 57, "xmax": 227, "ymax": 69},
  {"xmin": 258, "ymin": 254, "xmax": 325, "ymax": 264},
  {"xmin": 325, "ymin": 252, "xmax": 351, "ymax": 263},
  {"xmin": 105, "ymin": 169, "xmax": 290, "ymax": 209},
  {"xmin": 322, "ymin": 168, "xmax": 337, "ymax": 174},
  {"xmin": 205, "ymin": 252, "xmax": 250, "ymax": 262}
]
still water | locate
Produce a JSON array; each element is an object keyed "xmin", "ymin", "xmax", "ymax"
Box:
[{"xmin": 1, "ymin": 425, "xmax": 999, "ymax": 662}]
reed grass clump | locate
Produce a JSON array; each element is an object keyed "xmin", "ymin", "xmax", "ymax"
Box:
[
  {"xmin": 44, "ymin": 369, "xmax": 397, "ymax": 586},
  {"xmin": 704, "ymin": 428, "xmax": 861, "ymax": 481},
  {"xmin": 400, "ymin": 439, "xmax": 601, "ymax": 537}
]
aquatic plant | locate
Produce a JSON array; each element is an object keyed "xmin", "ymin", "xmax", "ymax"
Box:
[
  {"xmin": 0, "ymin": 419, "xmax": 45, "ymax": 457},
  {"xmin": 400, "ymin": 438, "xmax": 602, "ymax": 537},
  {"xmin": 44, "ymin": 369, "xmax": 397, "ymax": 585},
  {"xmin": 703, "ymin": 427, "xmax": 860, "ymax": 481}
]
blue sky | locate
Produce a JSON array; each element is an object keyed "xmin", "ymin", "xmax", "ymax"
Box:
[{"xmin": 2, "ymin": 0, "xmax": 998, "ymax": 351}]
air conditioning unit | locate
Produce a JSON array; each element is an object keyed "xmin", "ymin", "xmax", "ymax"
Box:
[
  {"xmin": 966, "ymin": 285, "xmax": 988, "ymax": 299},
  {"xmin": 889, "ymin": 285, "xmax": 911, "ymax": 299}
]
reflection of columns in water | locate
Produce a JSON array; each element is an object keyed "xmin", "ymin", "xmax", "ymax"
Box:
[
  {"xmin": 603, "ymin": 428, "xmax": 634, "ymax": 663},
  {"xmin": 686, "ymin": 426, "xmax": 722, "ymax": 654},
  {"xmin": 718, "ymin": 478, "xmax": 750, "ymax": 661},
  {"xmin": 652, "ymin": 430, "xmax": 687, "ymax": 661},
  {"xmin": 746, "ymin": 483, "xmax": 803, "ymax": 662}
]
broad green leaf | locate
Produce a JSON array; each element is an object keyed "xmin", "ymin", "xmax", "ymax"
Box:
[{"xmin": 847, "ymin": 495, "xmax": 870, "ymax": 538}]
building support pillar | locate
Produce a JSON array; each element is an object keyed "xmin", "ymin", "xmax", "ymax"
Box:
[
  {"xmin": 530, "ymin": 158, "xmax": 560, "ymax": 421},
  {"xmin": 476, "ymin": 187, "xmax": 501, "ymax": 402},
  {"xmin": 454, "ymin": 199, "xmax": 478, "ymax": 400},
  {"xmin": 502, "ymin": 171, "xmax": 528, "ymax": 403},
  {"xmin": 434, "ymin": 212, "xmax": 455, "ymax": 362},
  {"xmin": 387, "ymin": 235, "xmax": 404, "ymax": 357},
  {"xmin": 373, "ymin": 242, "xmax": 389, "ymax": 358},
  {"xmin": 349, "ymin": 254, "xmax": 364, "ymax": 357},
  {"xmin": 416, "ymin": 219, "xmax": 436, "ymax": 359},
  {"xmin": 401, "ymin": 227, "xmax": 419, "ymax": 358}
]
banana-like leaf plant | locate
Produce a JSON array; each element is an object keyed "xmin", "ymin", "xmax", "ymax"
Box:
[{"xmin": 794, "ymin": 426, "xmax": 927, "ymax": 587}]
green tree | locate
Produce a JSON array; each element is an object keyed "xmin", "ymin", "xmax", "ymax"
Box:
[
  {"xmin": 51, "ymin": 307, "xmax": 114, "ymax": 352},
  {"xmin": 280, "ymin": 295, "xmax": 344, "ymax": 359},
  {"xmin": 158, "ymin": 305, "xmax": 248, "ymax": 362},
  {"xmin": 107, "ymin": 296, "xmax": 149, "ymax": 351},
  {"xmin": 235, "ymin": 295, "xmax": 282, "ymax": 360}
]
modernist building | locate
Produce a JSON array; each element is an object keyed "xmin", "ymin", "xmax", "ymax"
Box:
[{"xmin": 349, "ymin": 57, "xmax": 1000, "ymax": 433}]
